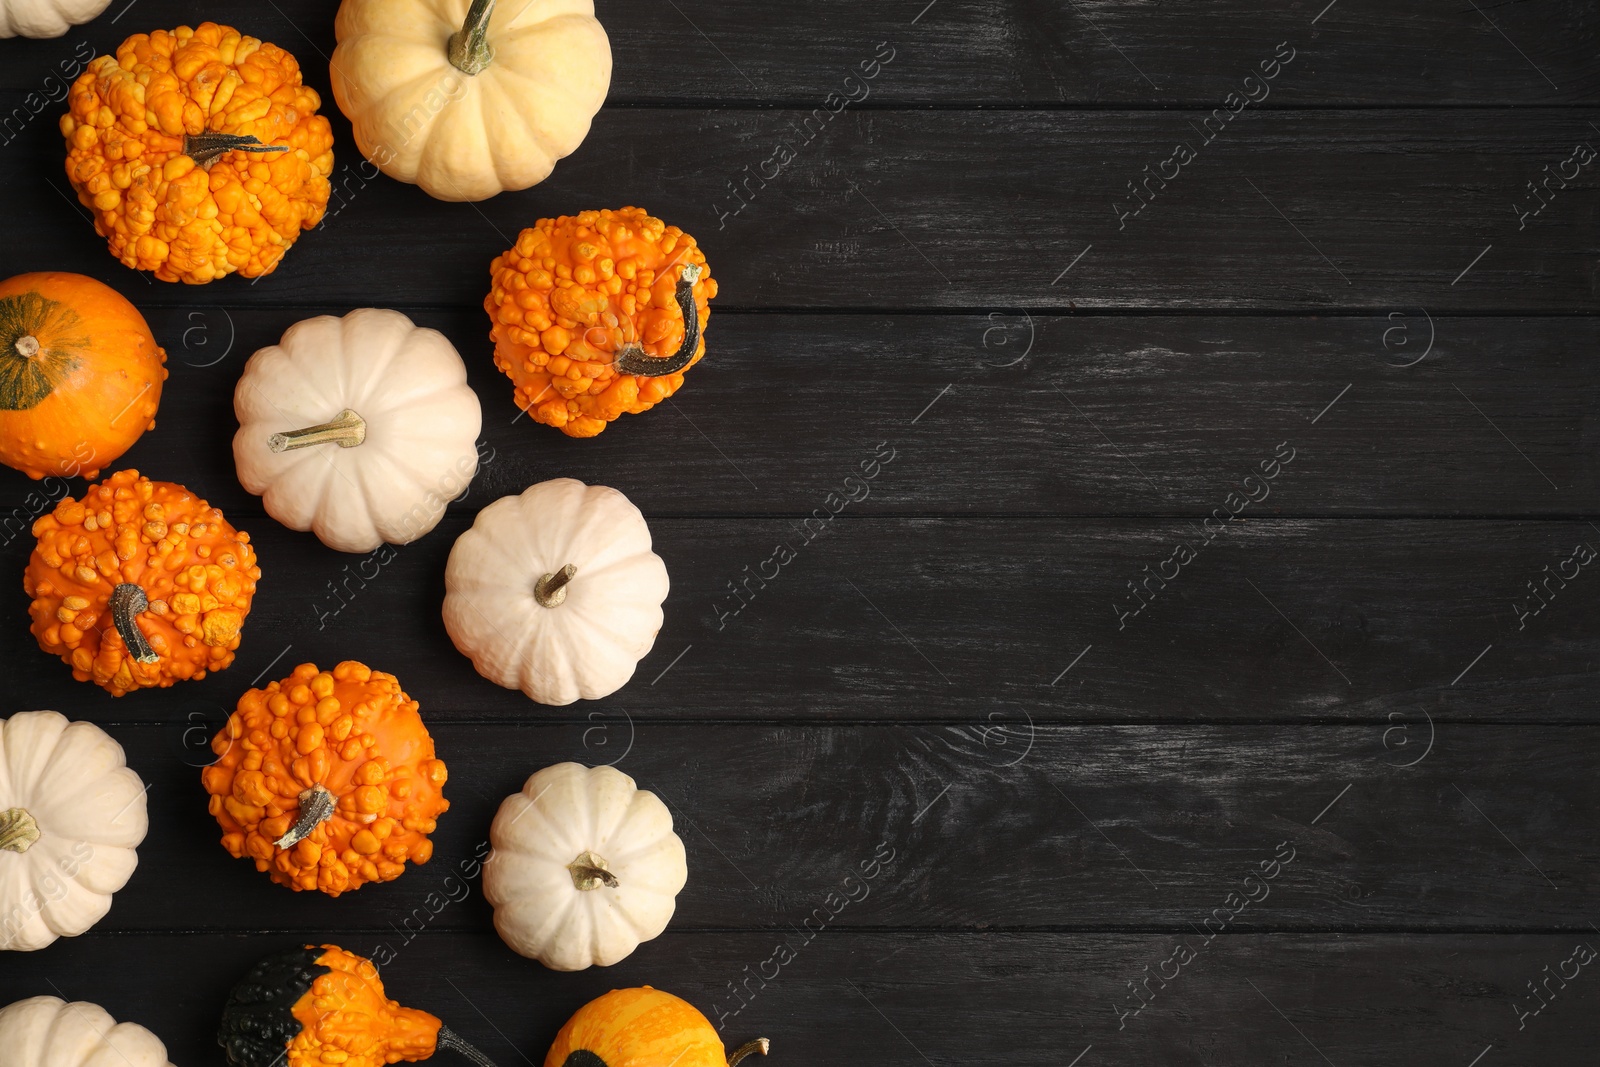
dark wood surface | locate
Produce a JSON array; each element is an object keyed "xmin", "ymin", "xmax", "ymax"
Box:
[{"xmin": 0, "ymin": 2, "xmax": 1596, "ymax": 1066}]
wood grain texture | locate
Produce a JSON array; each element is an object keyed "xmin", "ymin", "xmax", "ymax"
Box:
[
  {"xmin": 61, "ymin": 722, "xmax": 1600, "ymax": 933},
  {"xmin": 5, "ymin": 932, "xmax": 1594, "ymax": 1066},
  {"xmin": 0, "ymin": 0, "xmax": 1592, "ymax": 1063},
  {"xmin": 3, "ymin": 104, "xmax": 1598, "ymax": 311},
  {"xmin": 1, "ymin": 0, "xmax": 1594, "ymax": 104},
  {"xmin": 0, "ymin": 309, "xmax": 1591, "ymax": 518},
  {"xmin": 2, "ymin": 517, "xmax": 1593, "ymax": 723}
]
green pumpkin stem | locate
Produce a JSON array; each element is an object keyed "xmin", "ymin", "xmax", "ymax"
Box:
[
  {"xmin": 437, "ymin": 1025, "xmax": 501, "ymax": 1067},
  {"xmin": 448, "ymin": 0, "xmax": 498, "ymax": 76},
  {"xmin": 615, "ymin": 265, "xmax": 704, "ymax": 377},
  {"xmin": 109, "ymin": 583, "xmax": 159, "ymax": 664},
  {"xmin": 727, "ymin": 1038, "xmax": 770, "ymax": 1067}
]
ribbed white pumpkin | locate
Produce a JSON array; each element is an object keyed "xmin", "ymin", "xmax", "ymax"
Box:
[
  {"xmin": 483, "ymin": 762, "xmax": 686, "ymax": 970},
  {"xmin": 0, "ymin": 712, "xmax": 148, "ymax": 952},
  {"xmin": 330, "ymin": 0, "xmax": 612, "ymax": 202},
  {"xmin": 233, "ymin": 308, "xmax": 483, "ymax": 553},
  {"xmin": 0, "ymin": 0, "xmax": 111, "ymax": 38},
  {"xmin": 0, "ymin": 997, "xmax": 175, "ymax": 1067},
  {"xmin": 443, "ymin": 479, "xmax": 669, "ymax": 705}
]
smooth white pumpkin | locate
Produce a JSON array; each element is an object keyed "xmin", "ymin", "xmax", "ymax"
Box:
[
  {"xmin": 233, "ymin": 308, "xmax": 483, "ymax": 554},
  {"xmin": 330, "ymin": 0, "xmax": 612, "ymax": 202},
  {"xmin": 0, "ymin": 997, "xmax": 175, "ymax": 1067},
  {"xmin": 443, "ymin": 479, "xmax": 669, "ymax": 705},
  {"xmin": 0, "ymin": 712, "xmax": 147, "ymax": 952},
  {"xmin": 482, "ymin": 762, "xmax": 686, "ymax": 970},
  {"xmin": 0, "ymin": 0, "xmax": 111, "ymax": 38}
]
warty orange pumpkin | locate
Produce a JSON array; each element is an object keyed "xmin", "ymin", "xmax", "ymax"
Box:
[
  {"xmin": 0, "ymin": 271, "xmax": 166, "ymax": 480},
  {"xmin": 202, "ymin": 661, "xmax": 449, "ymax": 896},
  {"xmin": 486, "ymin": 207, "xmax": 715, "ymax": 437},
  {"xmin": 220, "ymin": 944, "xmax": 499, "ymax": 1067},
  {"xmin": 61, "ymin": 22, "xmax": 335, "ymax": 284},
  {"xmin": 545, "ymin": 987, "xmax": 767, "ymax": 1067},
  {"xmin": 24, "ymin": 469, "xmax": 259, "ymax": 696}
]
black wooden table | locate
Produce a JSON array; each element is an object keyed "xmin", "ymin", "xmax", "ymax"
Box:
[{"xmin": 2, "ymin": 1, "xmax": 1597, "ymax": 1064}]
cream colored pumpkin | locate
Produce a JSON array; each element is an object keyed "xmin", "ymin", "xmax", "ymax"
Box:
[
  {"xmin": 233, "ymin": 308, "xmax": 483, "ymax": 554},
  {"xmin": 0, "ymin": 997, "xmax": 175, "ymax": 1067},
  {"xmin": 483, "ymin": 762, "xmax": 686, "ymax": 970},
  {"xmin": 0, "ymin": 712, "xmax": 148, "ymax": 952},
  {"xmin": 443, "ymin": 478, "xmax": 669, "ymax": 705},
  {"xmin": 0, "ymin": 0, "xmax": 110, "ymax": 38},
  {"xmin": 330, "ymin": 0, "xmax": 612, "ymax": 202}
]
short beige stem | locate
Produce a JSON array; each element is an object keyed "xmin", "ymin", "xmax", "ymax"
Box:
[
  {"xmin": 14, "ymin": 336, "xmax": 40, "ymax": 359},
  {"xmin": 0, "ymin": 808, "xmax": 40, "ymax": 853},
  {"xmin": 727, "ymin": 1039, "xmax": 770, "ymax": 1067},
  {"xmin": 535, "ymin": 564, "xmax": 577, "ymax": 608},
  {"xmin": 274, "ymin": 785, "xmax": 337, "ymax": 850},
  {"xmin": 269, "ymin": 409, "xmax": 366, "ymax": 453},
  {"xmin": 567, "ymin": 850, "xmax": 619, "ymax": 890}
]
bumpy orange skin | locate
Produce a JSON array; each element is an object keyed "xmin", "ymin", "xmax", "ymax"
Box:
[
  {"xmin": 545, "ymin": 988, "xmax": 731, "ymax": 1067},
  {"xmin": 288, "ymin": 946, "xmax": 444, "ymax": 1067},
  {"xmin": 61, "ymin": 22, "xmax": 335, "ymax": 284},
  {"xmin": 24, "ymin": 469, "xmax": 259, "ymax": 696},
  {"xmin": 203, "ymin": 661, "xmax": 450, "ymax": 896},
  {"xmin": 486, "ymin": 207, "xmax": 716, "ymax": 438}
]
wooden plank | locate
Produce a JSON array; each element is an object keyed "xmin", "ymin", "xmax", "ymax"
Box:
[
  {"xmin": 0, "ymin": 518, "xmax": 1591, "ymax": 723},
  {"xmin": 0, "ymin": 309, "xmax": 1593, "ymax": 519},
  {"xmin": 59, "ymin": 721, "xmax": 1600, "ymax": 933},
  {"xmin": 3, "ymin": 931, "xmax": 1592, "ymax": 1066},
  {"xmin": 3, "ymin": 108, "xmax": 1597, "ymax": 311},
  {"xmin": 1, "ymin": 0, "xmax": 1594, "ymax": 104}
]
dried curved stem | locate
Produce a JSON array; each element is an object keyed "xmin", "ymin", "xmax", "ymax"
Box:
[
  {"xmin": 727, "ymin": 1038, "xmax": 770, "ymax": 1067},
  {"xmin": 109, "ymin": 583, "xmax": 159, "ymax": 664},
  {"xmin": 184, "ymin": 132, "xmax": 290, "ymax": 169},
  {"xmin": 615, "ymin": 264, "xmax": 704, "ymax": 377},
  {"xmin": 273, "ymin": 784, "xmax": 337, "ymax": 850},
  {"xmin": 437, "ymin": 1025, "xmax": 501, "ymax": 1067}
]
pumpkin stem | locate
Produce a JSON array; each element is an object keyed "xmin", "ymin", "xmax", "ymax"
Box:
[
  {"xmin": 13, "ymin": 335, "xmax": 40, "ymax": 360},
  {"xmin": 0, "ymin": 808, "xmax": 41, "ymax": 854},
  {"xmin": 109, "ymin": 583, "xmax": 160, "ymax": 664},
  {"xmin": 437, "ymin": 1025, "xmax": 501, "ymax": 1067},
  {"xmin": 274, "ymin": 784, "xmax": 338, "ymax": 850},
  {"xmin": 567, "ymin": 849, "xmax": 619, "ymax": 890},
  {"xmin": 448, "ymin": 0, "xmax": 498, "ymax": 76},
  {"xmin": 534, "ymin": 564, "xmax": 577, "ymax": 608},
  {"xmin": 184, "ymin": 132, "xmax": 290, "ymax": 169},
  {"xmin": 727, "ymin": 1038, "xmax": 770, "ymax": 1067},
  {"xmin": 615, "ymin": 264, "xmax": 704, "ymax": 377},
  {"xmin": 268, "ymin": 409, "xmax": 367, "ymax": 453}
]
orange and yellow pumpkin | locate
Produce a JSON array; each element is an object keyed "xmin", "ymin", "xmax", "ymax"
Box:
[
  {"xmin": 220, "ymin": 944, "xmax": 499, "ymax": 1067},
  {"xmin": 0, "ymin": 272, "xmax": 165, "ymax": 480},
  {"xmin": 202, "ymin": 661, "xmax": 449, "ymax": 896},
  {"xmin": 486, "ymin": 207, "xmax": 715, "ymax": 437},
  {"xmin": 24, "ymin": 469, "xmax": 259, "ymax": 696},
  {"xmin": 546, "ymin": 988, "xmax": 768, "ymax": 1067},
  {"xmin": 61, "ymin": 22, "xmax": 334, "ymax": 284}
]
